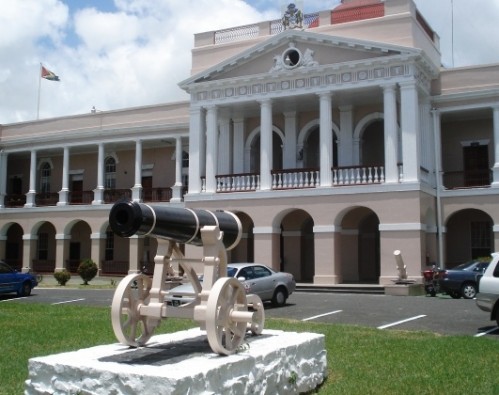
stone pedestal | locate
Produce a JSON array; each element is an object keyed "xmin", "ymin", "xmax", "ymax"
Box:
[
  {"xmin": 25, "ymin": 328, "xmax": 327, "ymax": 395},
  {"xmin": 385, "ymin": 283, "xmax": 425, "ymax": 296}
]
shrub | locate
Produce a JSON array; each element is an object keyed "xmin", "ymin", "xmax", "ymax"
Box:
[
  {"xmin": 53, "ymin": 270, "xmax": 71, "ymax": 286},
  {"xmin": 77, "ymin": 259, "xmax": 98, "ymax": 285}
]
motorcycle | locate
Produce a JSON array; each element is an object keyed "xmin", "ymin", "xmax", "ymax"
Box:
[{"xmin": 422, "ymin": 265, "xmax": 442, "ymax": 296}]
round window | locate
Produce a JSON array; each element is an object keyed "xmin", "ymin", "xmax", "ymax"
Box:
[{"xmin": 282, "ymin": 48, "xmax": 301, "ymax": 69}]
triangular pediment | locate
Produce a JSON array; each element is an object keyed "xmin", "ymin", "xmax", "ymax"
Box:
[{"xmin": 179, "ymin": 30, "xmax": 422, "ymax": 90}]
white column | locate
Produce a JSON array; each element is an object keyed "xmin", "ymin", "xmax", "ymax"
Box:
[
  {"xmin": 492, "ymin": 106, "xmax": 499, "ymax": 187},
  {"xmin": 399, "ymin": 80, "xmax": 420, "ymax": 183},
  {"xmin": 259, "ymin": 99, "xmax": 273, "ymax": 190},
  {"xmin": 338, "ymin": 105, "xmax": 353, "ymax": 166},
  {"xmin": 383, "ymin": 84, "xmax": 399, "ymax": 183},
  {"xmin": 319, "ymin": 93, "xmax": 333, "ymax": 187},
  {"xmin": 92, "ymin": 143, "xmax": 104, "ymax": 204},
  {"xmin": 57, "ymin": 146, "xmax": 70, "ymax": 206},
  {"xmin": 171, "ymin": 136, "xmax": 183, "ymax": 202},
  {"xmin": 218, "ymin": 116, "xmax": 231, "ymax": 174},
  {"xmin": 132, "ymin": 139, "xmax": 142, "ymax": 201},
  {"xmin": 188, "ymin": 107, "xmax": 204, "ymax": 194},
  {"xmin": 432, "ymin": 108, "xmax": 444, "ymax": 267},
  {"xmin": 25, "ymin": 150, "xmax": 37, "ymax": 207},
  {"xmin": 233, "ymin": 118, "xmax": 245, "ymax": 174},
  {"xmin": 205, "ymin": 105, "xmax": 218, "ymax": 193},
  {"xmin": 283, "ymin": 111, "xmax": 297, "ymax": 168},
  {"xmin": 0, "ymin": 150, "xmax": 7, "ymax": 208}
]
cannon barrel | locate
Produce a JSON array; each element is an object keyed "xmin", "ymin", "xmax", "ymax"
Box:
[{"xmin": 109, "ymin": 200, "xmax": 242, "ymax": 250}]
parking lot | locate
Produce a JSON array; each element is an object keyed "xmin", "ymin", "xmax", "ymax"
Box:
[{"xmin": 2, "ymin": 288, "xmax": 498, "ymax": 339}]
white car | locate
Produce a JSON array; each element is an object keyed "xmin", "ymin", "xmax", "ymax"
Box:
[
  {"xmin": 476, "ymin": 252, "xmax": 499, "ymax": 326},
  {"xmin": 166, "ymin": 263, "xmax": 296, "ymax": 307}
]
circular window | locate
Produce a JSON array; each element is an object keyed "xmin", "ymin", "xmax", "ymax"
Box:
[{"xmin": 282, "ymin": 48, "xmax": 301, "ymax": 69}]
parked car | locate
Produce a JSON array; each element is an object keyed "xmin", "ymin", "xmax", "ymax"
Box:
[
  {"xmin": 166, "ymin": 263, "xmax": 296, "ymax": 307},
  {"xmin": 476, "ymin": 252, "xmax": 499, "ymax": 326},
  {"xmin": 0, "ymin": 261, "xmax": 38, "ymax": 297},
  {"xmin": 439, "ymin": 258, "xmax": 491, "ymax": 299}
]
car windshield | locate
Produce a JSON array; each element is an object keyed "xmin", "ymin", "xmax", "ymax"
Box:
[{"xmin": 227, "ymin": 267, "xmax": 238, "ymax": 277}]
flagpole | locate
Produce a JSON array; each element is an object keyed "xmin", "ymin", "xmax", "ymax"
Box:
[{"xmin": 36, "ymin": 63, "xmax": 42, "ymax": 120}]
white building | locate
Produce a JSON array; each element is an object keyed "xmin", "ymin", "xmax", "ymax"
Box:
[{"xmin": 1, "ymin": 0, "xmax": 498, "ymax": 286}]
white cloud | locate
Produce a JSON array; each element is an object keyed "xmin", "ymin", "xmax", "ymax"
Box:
[{"xmin": 0, "ymin": 0, "xmax": 497, "ymax": 125}]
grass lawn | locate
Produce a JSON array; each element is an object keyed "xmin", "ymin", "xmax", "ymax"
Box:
[{"xmin": 1, "ymin": 301, "xmax": 498, "ymax": 395}]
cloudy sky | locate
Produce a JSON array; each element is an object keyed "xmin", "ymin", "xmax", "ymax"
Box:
[{"xmin": 1, "ymin": 0, "xmax": 498, "ymax": 125}]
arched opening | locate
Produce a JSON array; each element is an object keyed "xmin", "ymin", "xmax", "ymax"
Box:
[
  {"xmin": 33, "ymin": 222, "xmax": 56, "ymax": 273},
  {"xmin": 67, "ymin": 221, "xmax": 92, "ymax": 273},
  {"xmin": 249, "ymin": 132, "xmax": 284, "ymax": 173},
  {"xmin": 302, "ymin": 125, "xmax": 338, "ymax": 168},
  {"xmin": 5, "ymin": 223, "xmax": 23, "ymax": 271},
  {"xmin": 280, "ymin": 209, "xmax": 314, "ymax": 282},
  {"xmin": 340, "ymin": 207, "xmax": 380, "ymax": 283},
  {"xmin": 361, "ymin": 119, "xmax": 384, "ymax": 166},
  {"xmin": 445, "ymin": 209, "xmax": 493, "ymax": 267}
]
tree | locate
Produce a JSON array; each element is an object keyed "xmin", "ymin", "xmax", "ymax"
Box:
[{"xmin": 77, "ymin": 259, "xmax": 98, "ymax": 285}]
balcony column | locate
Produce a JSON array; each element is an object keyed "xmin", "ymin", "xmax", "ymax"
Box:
[
  {"xmin": 283, "ymin": 111, "xmax": 297, "ymax": 168},
  {"xmin": 25, "ymin": 150, "xmax": 37, "ymax": 208},
  {"xmin": 233, "ymin": 118, "xmax": 245, "ymax": 174},
  {"xmin": 491, "ymin": 106, "xmax": 499, "ymax": 187},
  {"xmin": 319, "ymin": 92, "xmax": 333, "ymax": 187},
  {"xmin": 205, "ymin": 105, "xmax": 218, "ymax": 193},
  {"xmin": 132, "ymin": 139, "xmax": 142, "ymax": 201},
  {"xmin": 431, "ymin": 108, "xmax": 444, "ymax": 268},
  {"xmin": 188, "ymin": 107, "xmax": 205, "ymax": 194},
  {"xmin": 92, "ymin": 143, "xmax": 104, "ymax": 204},
  {"xmin": 399, "ymin": 80, "xmax": 421, "ymax": 182},
  {"xmin": 259, "ymin": 99, "xmax": 273, "ymax": 190},
  {"xmin": 171, "ymin": 136, "xmax": 183, "ymax": 203},
  {"xmin": 57, "ymin": 146, "xmax": 70, "ymax": 206},
  {"xmin": 0, "ymin": 150, "xmax": 7, "ymax": 208},
  {"xmin": 382, "ymin": 84, "xmax": 399, "ymax": 183},
  {"xmin": 218, "ymin": 115, "xmax": 231, "ymax": 174},
  {"xmin": 338, "ymin": 105, "xmax": 353, "ymax": 166}
]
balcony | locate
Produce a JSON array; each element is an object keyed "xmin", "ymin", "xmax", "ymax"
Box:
[{"xmin": 442, "ymin": 170, "xmax": 492, "ymax": 189}]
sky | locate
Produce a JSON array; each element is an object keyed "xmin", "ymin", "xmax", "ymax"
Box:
[{"xmin": 0, "ymin": 0, "xmax": 498, "ymax": 125}]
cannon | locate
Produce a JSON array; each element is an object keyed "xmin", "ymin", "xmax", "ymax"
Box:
[{"xmin": 108, "ymin": 200, "xmax": 265, "ymax": 355}]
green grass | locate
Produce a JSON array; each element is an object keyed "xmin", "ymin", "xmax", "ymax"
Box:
[{"xmin": 1, "ymin": 302, "xmax": 498, "ymax": 395}]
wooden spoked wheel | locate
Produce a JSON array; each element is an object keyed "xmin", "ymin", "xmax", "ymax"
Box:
[
  {"xmin": 247, "ymin": 293, "xmax": 265, "ymax": 335},
  {"xmin": 111, "ymin": 273, "xmax": 159, "ymax": 347},
  {"xmin": 206, "ymin": 277, "xmax": 249, "ymax": 355}
]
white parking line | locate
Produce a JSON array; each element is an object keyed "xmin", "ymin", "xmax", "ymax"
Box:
[
  {"xmin": 51, "ymin": 298, "xmax": 85, "ymax": 305},
  {"xmin": 377, "ymin": 315, "xmax": 427, "ymax": 329},
  {"xmin": 0, "ymin": 297, "xmax": 28, "ymax": 302},
  {"xmin": 302, "ymin": 310, "xmax": 343, "ymax": 322},
  {"xmin": 474, "ymin": 326, "xmax": 499, "ymax": 337}
]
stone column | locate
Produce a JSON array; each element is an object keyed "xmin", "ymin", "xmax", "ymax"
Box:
[
  {"xmin": 132, "ymin": 139, "xmax": 142, "ymax": 201},
  {"xmin": 283, "ymin": 111, "xmax": 297, "ymax": 168},
  {"xmin": 253, "ymin": 226, "xmax": 280, "ymax": 272},
  {"xmin": 92, "ymin": 143, "xmax": 104, "ymax": 204},
  {"xmin": 55, "ymin": 234, "xmax": 70, "ymax": 272},
  {"xmin": 399, "ymin": 80, "xmax": 420, "ymax": 182},
  {"xmin": 218, "ymin": 116, "xmax": 231, "ymax": 175},
  {"xmin": 22, "ymin": 234, "xmax": 37, "ymax": 273},
  {"xmin": 491, "ymin": 106, "xmax": 499, "ymax": 187},
  {"xmin": 259, "ymin": 99, "xmax": 273, "ymax": 190},
  {"xmin": 0, "ymin": 150, "xmax": 7, "ymax": 208},
  {"xmin": 313, "ymin": 225, "xmax": 341, "ymax": 284},
  {"xmin": 205, "ymin": 105, "xmax": 218, "ymax": 193},
  {"xmin": 25, "ymin": 150, "xmax": 37, "ymax": 207},
  {"xmin": 188, "ymin": 107, "xmax": 205, "ymax": 194},
  {"xmin": 58, "ymin": 146, "xmax": 70, "ymax": 206},
  {"xmin": 431, "ymin": 109, "xmax": 444, "ymax": 267},
  {"xmin": 338, "ymin": 105, "xmax": 353, "ymax": 166},
  {"xmin": 383, "ymin": 84, "xmax": 399, "ymax": 183},
  {"xmin": 171, "ymin": 136, "xmax": 184, "ymax": 203},
  {"xmin": 128, "ymin": 235, "xmax": 142, "ymax": 274},
  {"xmin": 91, "ymin": 232, "xmax": 104, "ymax": 276},
  {"xmin": 232, "ymin": 118, "xmax": 245, "ymax": 174},
  {"xmin": 319, "ymin": 93, "xmax": 333, "ymax": 187}
]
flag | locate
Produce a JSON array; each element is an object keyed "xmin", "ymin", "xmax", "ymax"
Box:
[{"xmin": 41, "ymin": 65, "xmax": 60, "ymax": 81}]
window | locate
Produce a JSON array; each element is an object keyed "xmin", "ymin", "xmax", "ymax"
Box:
[
  {"xmin": 463, "ymin": 145, "xmax": 489, "ymax": 187},
  {"xmin": 105, "ymin": 230, "xmax": 114, "ymax": 261},
  {"xmin": 38, "ymin": 233, "xmax": 48, "ymax": 260},
  {"xmin": 39, "ymin": 162, "xmax": 51, "ymax": 193},
  {"xmin": 253, "ymin": 265, "xmax": 271, "ymax": 278},
  {"xmin": 470, "ymin": 221, "xmax": 492, "ymax": 259},
  {"xmin": 105, "ymin": 157, "xmax": 116, "ymax": 189}
]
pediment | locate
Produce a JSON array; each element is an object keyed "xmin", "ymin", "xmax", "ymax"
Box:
[{"xmin": 179, "ymin": 30, "xmax": 422, "ymax": 90}]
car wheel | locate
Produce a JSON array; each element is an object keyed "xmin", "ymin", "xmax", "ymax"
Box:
[
  {"xmin": 449, "ymin": 291, "xmax": 461, "ymax": 299},
  {"xmin": 271, "ymin": 287, "xmax": 287, "ymax": 307},
  {"xmin": 495, "ymin": 309, "xmax": 499, "ymax": 327},
  {"xmin": 461, "ymin": 283, "xmax": 477, "ymax": 299},
  {"xmin": 18, "ymin": 282, "xmax": 32, "ymax": 297}
]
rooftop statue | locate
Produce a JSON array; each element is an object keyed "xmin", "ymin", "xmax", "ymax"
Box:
[{"xmin": 282, "ymin": 3, "xmax": 303, "ymax": 30}]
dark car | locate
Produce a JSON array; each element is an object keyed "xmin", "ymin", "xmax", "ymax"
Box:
[
  {"xmin": 440, "ymin": 259, "xmax": 490, "ymax": 299},
  {"xmin": 0, "ymin": 261, "xmax": 38, "ymax": 297}
]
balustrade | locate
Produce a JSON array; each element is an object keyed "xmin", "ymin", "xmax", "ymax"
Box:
[
  {"xmin": 333, "ymin": 165, "xmax": 385, "ymax": 185},
  {"xmin": 272, "ymin": 168, "xmax": 319, "ymax": 189}
]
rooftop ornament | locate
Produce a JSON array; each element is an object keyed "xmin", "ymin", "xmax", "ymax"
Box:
[{"xmin": 282, "ymin": 3, "xmax": 304, "ymax": 30}]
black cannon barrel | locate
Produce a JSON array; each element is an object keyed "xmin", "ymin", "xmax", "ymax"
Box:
[{"xmin": 109, "ymin": 200, "xmax": 242, "ymax": 250}]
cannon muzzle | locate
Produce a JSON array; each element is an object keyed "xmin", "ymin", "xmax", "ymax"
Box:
[{"xmin": 109, "ymin": 200, "xmax": 242, "ymax": 250}]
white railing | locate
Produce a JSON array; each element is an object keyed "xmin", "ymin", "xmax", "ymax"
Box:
[
  {"xmin": 216, "ymin": 174, "xmax": 260, "ymax": 192},
  {"xmin": 272, "ymin": 169, "xmax": 320, "ymax": 189},
  {"xmin": 333, "ymin": 166, "xmax": 385, "ymax": 185}
]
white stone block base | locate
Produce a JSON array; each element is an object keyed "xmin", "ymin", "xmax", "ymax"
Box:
[{"xmin": 25, "ymin": 328, "xmax": 327, "ymax": 395}]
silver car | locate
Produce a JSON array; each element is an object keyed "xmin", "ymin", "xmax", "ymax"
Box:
[{"xmin": 166, "ymin": 263, "xmax": 296, "ymax": 307}]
